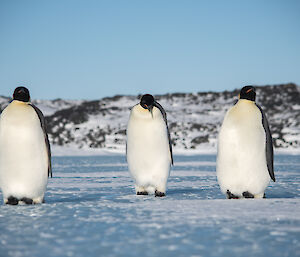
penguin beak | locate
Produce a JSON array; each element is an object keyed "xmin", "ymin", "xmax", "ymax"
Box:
[{"xmin": 146, "ymin": 105, "xmax": 153, "ymax": 118}]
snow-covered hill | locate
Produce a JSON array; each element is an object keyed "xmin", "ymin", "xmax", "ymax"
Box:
[
  {"xmin": 1, "ymin": 83, "xmax": 299, "ymax": 153},
  {"xmin": 0, "ymin": 97, "xmax": 83, "ymax": 116}
]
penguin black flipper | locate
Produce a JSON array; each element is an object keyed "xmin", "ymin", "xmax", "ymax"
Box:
[
  {"xmin": 153, "ymin": 101, "xmax": 173, "ymax": 165},
  {"xmin": 29, "ymin": 104, "xmax": 52, "ymax": 178},
  {"xmin": 256, "ymin": 104, "xmax": 275, "ymax": 182}
]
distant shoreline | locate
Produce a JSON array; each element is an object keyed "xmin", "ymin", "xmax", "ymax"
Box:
[{"xmin": 51, "ymin": 145, "xmax": 300, "ymax": 157}]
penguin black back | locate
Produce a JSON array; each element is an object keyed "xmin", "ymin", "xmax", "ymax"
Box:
[
  {"xmin": 240, "ymin": 86, "xmax": 256, "ymax": 101},
  {"xmin": 13, "ymin": 87, "xmax": 30, "ymax": 102}
]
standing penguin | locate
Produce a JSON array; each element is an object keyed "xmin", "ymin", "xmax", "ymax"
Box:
[
  {"xmin": 217, "ymin": 86, "xmax": 275, "ymax": 199},
  {"xmin": 0, "ymin": 87, "xmax": 52, "ymax": 205},
  {"xmin": 126, "ymin": 94, "xmax": 173, "ymax": 197}
]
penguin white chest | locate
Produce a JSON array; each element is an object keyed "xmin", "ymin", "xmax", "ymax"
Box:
[
  {"xmin": 217, "ymin": 100, "xmax": 270, "ymax": 197},
  {"xmin": 127, "ymin": 105, "xmax": 171, "ymax": 194},
  {"xmin": 0, "ymin": 101, "xmax": 48, "ymax": 202}
]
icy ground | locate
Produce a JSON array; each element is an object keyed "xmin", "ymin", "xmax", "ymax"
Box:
[{"xmin": 0, "ymin": 154, "xmax": 299, "ymax": 257}]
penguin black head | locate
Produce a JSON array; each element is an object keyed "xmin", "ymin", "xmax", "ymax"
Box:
[
  {"xmin": 239, "ymin": 86, "xmax": 256, "ymax": 102},
  {"xmin": 140, "ymin": 94, "xmax": 155, "ymax": 115},
  {"xmin": 13, "ymin": 87, "xmax": 30, "ymax": 102}
]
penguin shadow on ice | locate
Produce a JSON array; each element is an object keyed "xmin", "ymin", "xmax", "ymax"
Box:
[
  {"xmin": 0, "ymin": 87, "xmax": 52, "ymax": 205},
  {"xmin": 216, "ymin": 86, "xmax": 276, "ymax": 199},
  {"xmin": 126, "ymin": 94, "xmax": 173, "ymax": 197}
]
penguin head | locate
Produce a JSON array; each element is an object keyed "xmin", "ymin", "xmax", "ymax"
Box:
[
  {"xmin": 13, "ymin": 87, "xmax": 30, "ymax": 102},
  {"xmin": 140, "ymin": 94, "xmax": 155, "ymax": 116},
  {"xmin": 239, "ymin": 86, "xmax": 256, "ymax": 101}
]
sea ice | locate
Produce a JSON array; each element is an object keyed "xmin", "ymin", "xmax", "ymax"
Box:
[{"xmin": 0, "ymin": 154, "xmax": 299, "ymax": 257}]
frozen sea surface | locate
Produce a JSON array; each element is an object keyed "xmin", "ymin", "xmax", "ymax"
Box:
[{"xmin": 0, "ymin": 154, "xmax": 299, "ymax": 257}]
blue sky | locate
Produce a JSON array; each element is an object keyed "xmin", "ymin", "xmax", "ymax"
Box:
[{"xmin": 0, "ymin": 0, "xmax": 299, "ymax": 99}]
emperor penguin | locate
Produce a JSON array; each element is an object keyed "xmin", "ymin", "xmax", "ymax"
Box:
[
  {"xmin": 126, "ymin": 94, "xmax": 173, "ymax": 197},
  {"xmin": 0, "ymin": 87, "xmax": 52, "ymax": 205},
  {"xmin": 217, "ymin": 86, "xmax": 275, "ymax": 199}
]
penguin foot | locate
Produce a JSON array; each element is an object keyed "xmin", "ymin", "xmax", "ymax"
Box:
[
  {"xmin": 242, "ymin": 191, "xmax": 254, "ymax": 198},
  {"xmin": 137, "ymin": 191, "xmax": 148, "ymax": 195},
  {"xmin": 20, "ymin": 198, "xmax": 33, "ymax": 204},
  {"xmin": 155, "ymin": 190, "xmax": 166, "ymax": 197},
  {"xmin": 226, "ymin": 190, "xmax": 239, "ymax": 199},
  {"xmin": 6, "ymin": 196, "xmax": 19, "ymax": 205}
]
